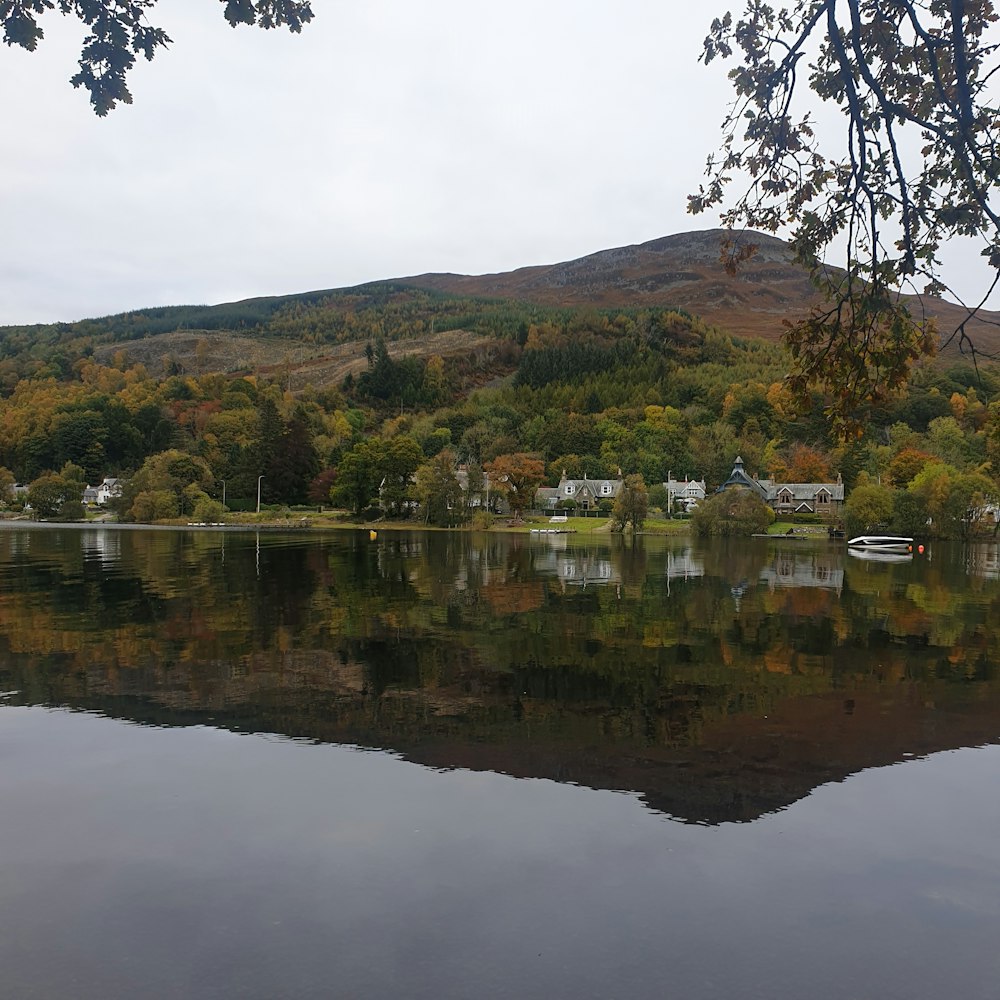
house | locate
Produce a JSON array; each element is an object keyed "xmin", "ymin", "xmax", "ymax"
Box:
[
  {"xmin": 718, "ymin": 456, "xmax": 845, "ymax": 517},
  {"xmin": 536, "ymin": 471, "xmax": 624, "ymax": 512},
  {"xmin": 455, "ymin": 466, "xmax": 509, "ymax": 513},
  {"xmin": 664, "ymin": 474, "xmax": 706, "ymax": 512},
  {"xmin": 94, "ymin": 478, "xmax": 122, "ymax": 505},
  {"xmin": 83, "ymin": 487, "xmax": 100, "ymax": 505}
]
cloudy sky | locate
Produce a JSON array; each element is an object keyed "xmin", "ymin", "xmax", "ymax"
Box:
[{"xmin": 0, "ymin": 1, "xmax": 994, "ymax": 326}]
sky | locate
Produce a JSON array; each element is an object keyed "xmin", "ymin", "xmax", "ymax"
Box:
[{"xmin": 0, "ymin": 0, "xmax": 995, "ymax": 326}]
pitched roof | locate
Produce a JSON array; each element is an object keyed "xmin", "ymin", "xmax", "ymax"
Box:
[{"xmin": 766, "ymin": 482, "xmax": 845, "ymax": 502}]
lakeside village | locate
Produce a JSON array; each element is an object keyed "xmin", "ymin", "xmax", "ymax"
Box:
[{"xmin": 7, "ymin": 455, "xmax": 1000, "ymax": 537}]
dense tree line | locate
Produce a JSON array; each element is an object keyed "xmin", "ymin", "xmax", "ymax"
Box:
[{"xmin": 0, "ymin": 296, "xmax": 997, "ymax": 535}]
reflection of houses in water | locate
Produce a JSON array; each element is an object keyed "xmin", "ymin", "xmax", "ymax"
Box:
[
  {"xmin": 967, "ymin": 544, "xmax": 1000, "ymax": 581},
  {"xmin": 80, "ymin": 529, "xmax": 122, "ymax": 565},
  {"xmin": 665, "ymin": 548, "xmax": 704, "ymax": 582},
  {"xmin": 759, "ymin": 552, "xmax": 843, "ymax": 593},
  {"xmin": 532, "ymin": 548, "xmax": 620, "ymax": 588},
  {"xmin": 0, "ymin": 529, "xmax": 32, "ymax": 558},
  {"xmin": 664, "ymin": 548, "xmax": 705, "ymax": 597}
]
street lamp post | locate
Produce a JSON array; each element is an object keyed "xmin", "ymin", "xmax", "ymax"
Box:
[{"xmin": 256, "ymin": 475, "xmax": 264, "ymax": 514}]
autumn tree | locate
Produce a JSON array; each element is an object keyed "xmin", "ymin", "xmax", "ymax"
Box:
[
  {"xmin": 773, "ymin": 443, "xmax": 833, "ymax": 483},
  {"xmin": 2, "ymin": 0, "xmax": 314, "ymax": 115},
  {"xmin": 692, "ymin": 1, "xmax": 1000, "ymax": 432},
  {"xmin": 307, "ymin": 468, "xmax": 338, "ymax": 507},
  {"xmin": 887, "ymin": 446, "xmax": 935, "ymax": 487},
  {"xmin": 484, "ymin": 453, "xmax": 545, "ymax": 521},
  {"xmin": 611, "ymin": 474, "xmax": 649, "ymax": 534},
  {"xmin": 121, "ymin": 449, "xmax": 214, "ymax": 522},
  {"xmin": 909, "ymin": 462, "xmax": 997, "ymax": 538}
]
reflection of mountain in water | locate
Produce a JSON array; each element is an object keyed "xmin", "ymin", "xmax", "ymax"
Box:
[{"xmin": 1, "ymin": 528, "xmax": 999, "ymax": 825}]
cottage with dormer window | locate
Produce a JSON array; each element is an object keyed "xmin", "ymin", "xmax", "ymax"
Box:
[
  {"xmin": 537, "ymin": 471, "xmax": 625, "ymax": 511},
  {"xmin": 718, "ymin": 457, "xmax": 845, "ymax": 518}
]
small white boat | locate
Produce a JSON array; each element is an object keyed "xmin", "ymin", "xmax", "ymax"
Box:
[{"xmin": 847, "ymin": 535, "xmax": 913, "ymax": 553}]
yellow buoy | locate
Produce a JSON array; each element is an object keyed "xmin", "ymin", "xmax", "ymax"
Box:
[{"xmin": 369, "ymin": 529, "xmax": 378, "ymax": 541}]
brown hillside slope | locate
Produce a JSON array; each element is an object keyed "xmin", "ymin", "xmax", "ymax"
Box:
[{"xmin": 405, "ymin": 229, "xmax": 1000, "ymax": 354}]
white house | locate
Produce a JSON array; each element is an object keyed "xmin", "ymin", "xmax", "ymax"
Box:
[
  {"xmin": 664, "ymin": 474, "xmax": 707, "ymax": 512},
  {"xmin": 94, "ymin": 478, "xmax": 122, "ymax": 505}
]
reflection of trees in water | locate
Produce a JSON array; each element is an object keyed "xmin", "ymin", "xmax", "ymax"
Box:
[{"xmin": 2, "ymin": 529, "xmax": 1000, "ymax": 823}]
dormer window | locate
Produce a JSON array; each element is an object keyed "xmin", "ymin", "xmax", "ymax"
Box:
[
  {"xmin": 565, "ymin": 484, "xmax": 574, "ymax": 495},
  {"xmin": 602, "ymin": 483, "xmax": 612, "ymax": 495}
]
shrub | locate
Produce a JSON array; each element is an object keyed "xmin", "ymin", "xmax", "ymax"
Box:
[
  {"xmin": 192, "ymin": 498, "xmax": 225, "ymax": 523},
  {"xmin": 691, "ymin": 488, "xmax": 774, "ymax": 536},
  {"xmin": 471, "ymin": 510, "xmax": 494, "ymax": 530}
]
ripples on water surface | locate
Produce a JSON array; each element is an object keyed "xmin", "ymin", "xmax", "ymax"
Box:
[{"xmin": 0, "ymin": 526, "xmax": 998, "ymax": 999}]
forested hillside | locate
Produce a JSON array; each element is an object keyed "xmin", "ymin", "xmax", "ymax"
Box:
[{"xmin": 1, "ymin": 270, "xmax": 998, "ymax": 537}]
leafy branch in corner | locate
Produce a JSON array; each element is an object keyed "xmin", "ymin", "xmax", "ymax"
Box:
[
  {"xmin": 690, "ymin": 0, "xmax": 1000, "ymax": 436},
  {"xmin": 1, "ymin": 0, "xmax": 314, "ymax": 115}
]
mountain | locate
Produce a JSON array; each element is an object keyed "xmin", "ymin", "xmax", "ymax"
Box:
[{"xmin": 404, "ymin": 229, "xmax": 1000, "ymax": 353}]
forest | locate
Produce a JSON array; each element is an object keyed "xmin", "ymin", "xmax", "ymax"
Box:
[{"xmin": 0, "ymin": 284, "xmax": 998, "ymax": 537}]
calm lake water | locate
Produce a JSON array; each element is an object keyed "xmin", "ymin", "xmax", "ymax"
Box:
[{"xmin": 1, "ymin": 526, "xmax": 998, "ymax": 999}]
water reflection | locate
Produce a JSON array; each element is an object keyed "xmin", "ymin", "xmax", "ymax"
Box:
[{"xmin": 0, "ymin": 526, "xmax": 998, "ymax": 825}]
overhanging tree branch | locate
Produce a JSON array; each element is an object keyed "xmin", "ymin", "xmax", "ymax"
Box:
[
  {"xmin": 1, "ymin": 0, "xmax": 314, "ymax": 114},
  {"xmin": 691, "ymin": 0, "xmax": 1000, "ymax": 436}
]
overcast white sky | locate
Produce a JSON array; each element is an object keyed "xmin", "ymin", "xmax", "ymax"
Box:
[{"xmin": 1, "ymin": 0, "xmax": 995, "ymax": 326}]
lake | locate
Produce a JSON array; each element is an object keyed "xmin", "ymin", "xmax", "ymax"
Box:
[{"xmin": 1, "ymin": 526, "xmax": 998, "ymax": 999}]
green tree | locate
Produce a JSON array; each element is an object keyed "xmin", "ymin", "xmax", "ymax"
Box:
[
  {"xmin": 647, "ymin": 483, "xmax": 669, "ymax": 512},
  {"xmin": 843, "ymin": 480, "xmax": 895, "ymax": 537},
  {"xmin": 380, "ymin": 436, "xmax": 423, "ymax": 517},
  {"xmin": 27, "ymin": 466, "xmax": 86, "ymax": 520},
  {"xmin": 892, "ymin": 490, "xmax": 929, "ymax": 537},
  {"xmin": 612, "ymin": 474, "xmax": 649, "ymax": 534},
  {"xmin": 413, "ymin": 449, "xmax": 464, "ymax": 526},
  {"xmin": 463, "ymin": 461, "xmax": 485, "ymax": 516},
  {"xmin": 2, "ymin": 0, "xmax": 314, "ymax": 116},
  {"xmin": 691, "ymin": 487, "xmax": 774, "ymax": 536},
  {"xmin": 332, "ymin": 440, "xmax": 384, "ymax": 515},
  {"xmin": 270, "ymin": 408, "xmax": 319, "ymax": 505},
  {"xmin": 693, "ymin": 2, "xmax": 999, "ymax": 432}
]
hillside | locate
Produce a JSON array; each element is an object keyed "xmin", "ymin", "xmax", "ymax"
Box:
[
  {"xmin": 4, "ymin": 230, "xmax": 996, "ymax": 385},
  {"xmin": 404, "ymin": 229, "xmax": 1000, "ymax": 354}
]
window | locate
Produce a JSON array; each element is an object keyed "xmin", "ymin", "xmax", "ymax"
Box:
[{"xmin": 565, "ymin": 484, "xmax": 574, "ymax": 495}]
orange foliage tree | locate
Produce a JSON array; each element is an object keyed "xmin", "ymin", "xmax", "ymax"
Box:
[{"xmin": 484, "ymin": 453, "xmax": 545, "ymax": 521}]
